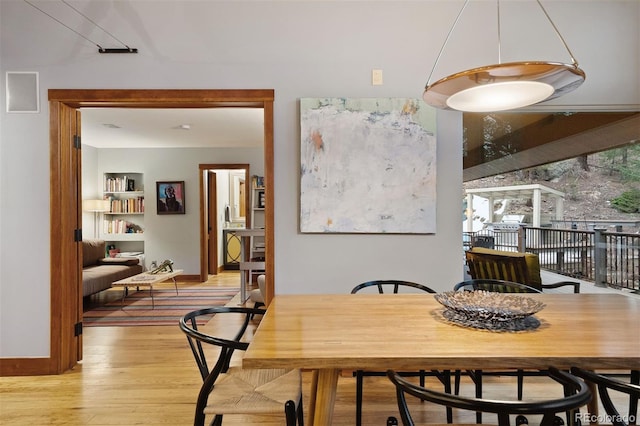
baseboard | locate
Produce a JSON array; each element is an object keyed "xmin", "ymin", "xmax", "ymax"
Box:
[
  {"xmin": 178, "ymin": 274, "xmax": 201, "ymax": 282},
  {"xmin": 0, "ymin": 357, "xmax": 54, "ymax": 376}
]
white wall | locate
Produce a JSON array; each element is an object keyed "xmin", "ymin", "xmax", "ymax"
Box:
[
  {"xmin": 1, "ymin": 1, "xmax": 638, "ymax": 357},
  {"xmin": 96, "ymin": 148, "xmax": 262, "ymax": 272}
]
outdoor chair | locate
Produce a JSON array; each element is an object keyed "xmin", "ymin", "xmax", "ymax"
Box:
[
  {"xmin": 571, "ymin": 367, "xmax": 639, "ymax": 426},
  {"xmin": 350, "ymin": 280, "xmax": 453, "ymax": 425},
  {"xmin": 466, "ymin": 247, "xmax": 580, "ymax": 293},
  {"xmin": 179, "ymin": 306, "xmax": 303, "ymax": 426},
  {"xmin": 386, "ymin": 367, "xmax": 591, "ymax": 426}
]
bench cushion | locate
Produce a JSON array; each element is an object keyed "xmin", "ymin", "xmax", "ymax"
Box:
[
  {"xmin": 82, "ymin": 264, "xmax": 143, "ymax": 297},
  {"xmin": 82, "ymin": 239, "xmax": 106, "ymax": 267}
]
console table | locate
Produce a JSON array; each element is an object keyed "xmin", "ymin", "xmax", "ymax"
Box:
[{"xmin": 235, "ymin": 229, "xmax": 265, "ymax": 302}]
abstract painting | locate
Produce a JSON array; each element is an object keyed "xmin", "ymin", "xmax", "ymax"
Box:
[{"xmin": 300, "ymin": 98, "xmax": 437, "ymax": 234}]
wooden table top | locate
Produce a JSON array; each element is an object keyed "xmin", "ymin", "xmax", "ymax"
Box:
[
  {"xmin": 243, "ymin": 293, "xmax": 640, "ymax": 371},
  {"xmin": 111, "ymin": 269, "xmax": 183, "ymax": 286}
]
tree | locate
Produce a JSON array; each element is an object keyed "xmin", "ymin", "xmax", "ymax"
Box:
[{"xmin": 611, "ymin": 188, "xmax": 640, "ymax": 213}]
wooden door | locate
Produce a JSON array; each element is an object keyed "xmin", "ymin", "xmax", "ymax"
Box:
[
  {"xmin": 207, "ymin": 171, "xmax": 218, "ymax": 274},
  {"xmin": 51, "ymin": 102, "xmax": 83, "ymax": 370}
]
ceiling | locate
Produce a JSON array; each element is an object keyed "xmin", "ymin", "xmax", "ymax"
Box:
[
  {"xmin": 463, "ymin": 111, "xmax": 640, "ymax": 182},
  {"xmin": 81, "ymin": 107, "xmax": 264, "ymax": 148}
]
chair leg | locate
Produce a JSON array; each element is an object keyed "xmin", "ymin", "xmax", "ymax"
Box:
[
  {"xmin": 297, "ymin": 395, "xmax": 305, "ymax": 426},
  {"xmin": 356, "ymin": 370, "xmax": 364, "ymax": 426},
  {"xmin": 285, "ymin": 400, "xmax": 297, "ymax": 426},
  {"xmin": 467, "ymin": 369, "xmax": 483, "ymax": 424},
  {"xmin": 432, "ymin": 370, "xmax": 453, "ymax": 423},
  {"xmin": 630, "ymin": 370, "xmax": 639, "ymax": 421},
  {"xmin": 250, "ymin": 302, "xmax": 265, "ymax": 320},
  {"xmin": 454, "ymin": 370, "xmax": 462, "ymax": 395},
  {"xmin": 443, "ymin": 370, "xmax": 453, "ymax": 423},
  {"xmin": 517, "ymin": 369, "xmax": 524, "ymax": 400}
]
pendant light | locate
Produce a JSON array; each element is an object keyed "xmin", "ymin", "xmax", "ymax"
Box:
[{"xmin": 423, "ymin": 0, "xmax": 585, "ymax": 112}]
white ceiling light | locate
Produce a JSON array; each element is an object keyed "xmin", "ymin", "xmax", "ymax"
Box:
[{"xmin": 423, "ymin": 0, "xmax": 586, "ymax": 112}]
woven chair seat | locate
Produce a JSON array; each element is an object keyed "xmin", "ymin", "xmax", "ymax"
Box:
[{"xmin": 205, "ymin": 368, "xmax": 302, "ymax": 415}]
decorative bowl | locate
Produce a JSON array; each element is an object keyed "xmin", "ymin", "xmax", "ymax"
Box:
[{"xmin": 434, "ymin": 290, "xmax": 545, "ymax": 324}]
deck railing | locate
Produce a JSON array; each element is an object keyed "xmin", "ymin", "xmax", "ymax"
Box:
[{"xmin": 463, "ymin": 226, "xmax": 640, "ymax": 291}]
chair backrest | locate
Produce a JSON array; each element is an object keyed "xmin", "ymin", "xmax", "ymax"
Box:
[
  {"xmin": 179, "ymin": 306, "xmax": 273, "ymax": 425},
  {"xmin": 571, "ymin": 367, "xmax": 640, "ymax": 426},
  {"xmin": 179, "ymin": 306, "xmax": 265, "ymax": 381},
  {"xmin": 387, "ymin": 367, "xmax": 591, "ymax": 426},
  {"xmin": 465, "ymin": 248, "xmax": 544, "ymax": 291},
  {"xmin": 351, "ymin": 280, "xmax": 436, "ymax": 294},
  {"xmin": 454, "ymin": 279, "xmax": 542, "ymax": 294}
]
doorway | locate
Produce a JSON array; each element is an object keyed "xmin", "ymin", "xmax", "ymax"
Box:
[
  {"xmin": 41, "ymin": 89, "xmax": 275, "ymax": 375},
  {"xmin": 201, "ymin": 166, "xmax": 250, "ymax": 277}
]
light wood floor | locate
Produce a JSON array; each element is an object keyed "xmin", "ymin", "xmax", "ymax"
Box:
[{"xmin": 0, "ymin": 272, "xmax": 630, "ymax": 425}]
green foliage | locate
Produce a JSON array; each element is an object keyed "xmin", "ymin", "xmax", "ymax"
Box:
[
  {"xmin": 610, "ymin": 188, "xmax": 640, "ymax": 213},
  {"xmin": 601, "ymin": 145, "xmax": 640, "ymax": 182}
]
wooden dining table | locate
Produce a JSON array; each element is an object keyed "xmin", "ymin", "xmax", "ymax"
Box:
[{"xmin": 243, "ymin": 293, "xmax": 640, "ymax": 426}]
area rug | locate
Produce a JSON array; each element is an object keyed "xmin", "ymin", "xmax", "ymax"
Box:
[{"xmin": 83, "ymin": 287, "xmax": 239, "ymax": 327}]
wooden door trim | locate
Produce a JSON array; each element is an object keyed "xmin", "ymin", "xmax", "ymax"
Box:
[
  {"xmin": 2, "ymin": 89, "xmax": 275, "ymax": 376},
  {"xmin": 199, "ymin": 164, "xmax": 250, "ymax": 282}
]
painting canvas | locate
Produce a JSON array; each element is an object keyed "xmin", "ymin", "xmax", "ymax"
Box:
[
  {"xmin": 300, "ymin": 98, "xmax": 437, "ymax": 234},
  {"xmin": 157, "ymin": 181, "xmax": 185, "ymax": 214}
]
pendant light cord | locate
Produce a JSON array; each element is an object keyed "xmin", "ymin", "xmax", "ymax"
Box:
[
  {"xmin": 496, "ymin": 0, "xmax": 502, "ymax": 64},
  {"xmin": 23, "ymin": 0, "xmax": 134, "ymax": 52},
  {"xmin": 23, "ymin": 0, "xmax": 102, "ymax": 50},
  {"xmin": 426, "ymin": 0, "xmax": 580, "ymax": 88},
  {"xmin": 535, "ymin": 0, "xmax": 580, "ymax": 67},
  {"xmin": 60, "ymin": 0, "xmax": 132, "ymax": 50},
  {"xmin": 426, "ymin": 0, "xmax": 470, "ymax": 87}
]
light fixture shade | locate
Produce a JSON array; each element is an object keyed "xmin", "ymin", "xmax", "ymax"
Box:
[
  {"xmin": 423, "ymin": 61, "xmax": 586, "ymax": 112},
  {"xmin": 83, "ymin": 199, "xmax": 111, "ymax": 212}
]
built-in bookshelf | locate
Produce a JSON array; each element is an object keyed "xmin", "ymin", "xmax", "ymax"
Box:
[
  {"xmin": 102, "ymin": 173, "xmax": 145, "ymax": 252},
  {"xmin": 251, "ymin": 175, "xmax": 265, "ymax": 263}
]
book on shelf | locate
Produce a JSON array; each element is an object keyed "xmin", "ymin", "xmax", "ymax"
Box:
[
  {"xmin": 103, "ymin": 219, "xmax": 144, "ymax": 234},
  {"xmin": 104, "ymin": 196, "xmax": 145, "ymax": 213},
  {"xmin": 252, "ymin": 175, "xmax": 264, "ymax": 189},
  {"xmin": 104, "ymin": 175, "xmax": 139, "ymax": 192}
]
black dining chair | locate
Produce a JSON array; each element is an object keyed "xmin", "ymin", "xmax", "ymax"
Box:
[
  {"xmin": 571, "ymin": 367, "xmax": 640, "ymax": 426},
  {"xmin": 351, "ymin": 280, "xmax": 453, "ymax": 425},
  {"xmin": 452, "ymin": 279, "xmax": 548, "ymax": 422},
  {"xmin": 387, "ymin": 366, "xmax": 592, "ymax": 426},
  {"xmin": 179, "ymin": 306, "xmax": 304, "ymax": 426},
  {"xmin": 453, "ymin": 278, "xmax": 541, "ymax": 294}
]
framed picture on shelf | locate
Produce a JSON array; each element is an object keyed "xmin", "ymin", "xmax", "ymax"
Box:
[
  {"xmin": 157, "ymin": 181, "xmax": 185, "ymax": 215},
  {"xmin": 257, "ymin": 190, "xmax": 265, "ymax": 208}
]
